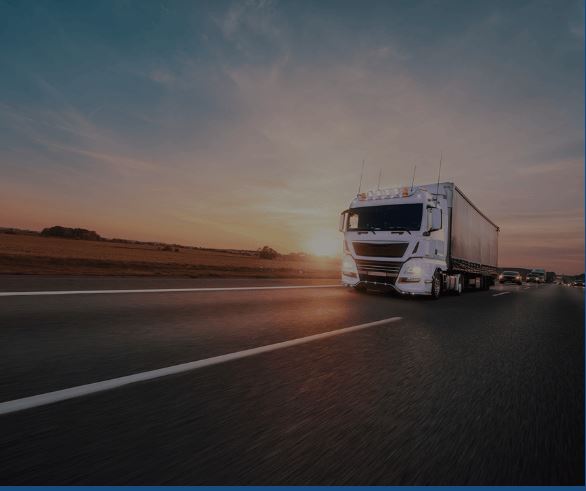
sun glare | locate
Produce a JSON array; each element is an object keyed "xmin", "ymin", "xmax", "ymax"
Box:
[{"xmin": 304, "ymin": 231, "xmax": 341, "ymax": 257}]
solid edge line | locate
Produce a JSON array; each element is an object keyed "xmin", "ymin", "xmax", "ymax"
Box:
[
  {"xmin": 492, "ymin": 291, "xmax": 512, "ymax": 297},
  {"xmin": 0, "ymin": 316, "xmax": 402, "ymax": 416},
  {"xmin": 0, "ymin": 284, "xmax": 343, "ymax": 297}
]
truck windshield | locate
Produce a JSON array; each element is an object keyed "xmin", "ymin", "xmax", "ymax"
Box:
[{"xmin": 347, "ymin": 204, "xmax": 423, "ymax": 231}]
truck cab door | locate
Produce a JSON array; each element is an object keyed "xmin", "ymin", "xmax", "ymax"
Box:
[{"xmin": 427, "ymin": 207, "xmax": 443, "ymax": 232}]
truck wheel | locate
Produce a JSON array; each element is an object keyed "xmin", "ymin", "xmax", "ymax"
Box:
[{"xmin": 431, "ymin": 271, "xmax": 442, "ymax": 299}]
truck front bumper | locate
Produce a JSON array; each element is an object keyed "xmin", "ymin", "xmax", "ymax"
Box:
[
  {"xmin": 341, "ymin": 256, "xmax": 441, "ymax": 296},
  {"xmin": 341, "ymin": 276, "xmax": 433, "ymax": 296}
]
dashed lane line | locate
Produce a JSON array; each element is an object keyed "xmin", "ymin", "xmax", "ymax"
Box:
[{"xmin": 492, "ymin": 291, "xmax": 512, "ymax": 297}]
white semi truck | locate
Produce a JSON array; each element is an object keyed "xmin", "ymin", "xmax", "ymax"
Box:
[{"xmin": 339, "ymin": 182, "xmax": 499, "ymax": 298}]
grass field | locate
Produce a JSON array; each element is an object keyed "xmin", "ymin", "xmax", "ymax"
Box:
[{"xmin": 0, "ymin": 234, "xmax": 341, "ymax": 278}]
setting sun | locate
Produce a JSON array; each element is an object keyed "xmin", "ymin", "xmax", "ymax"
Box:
[{"xmin": 304, "ymin": 231, "xmax": 341, "ymax": 257}]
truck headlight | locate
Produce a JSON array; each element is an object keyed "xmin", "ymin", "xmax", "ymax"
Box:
[
  {"xmin": 342, "ymin": 255, "xmax": 358, "ymax": 278},
  {"xmin": 398, "ymin": 262, "xmax": 423, "ymax": 283},
  {"xmin": 404, "ymin": 264, "xmax": 422, "ymax": 277}
]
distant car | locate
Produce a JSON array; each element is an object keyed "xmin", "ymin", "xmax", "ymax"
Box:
[
  {"xmin": 499, "ymin": 271, "xmax": 522, "ymax": 285},
  {"xmin": 571, "ymin": 280, "xmax": 584, "ymax": 287},
  {"xmin": 526, "ymin": 273, "xmax": 544, "ymax": 283},
  {"xmin": 526, "ymin": 268, "xmax": 546, "ymax": 283}
]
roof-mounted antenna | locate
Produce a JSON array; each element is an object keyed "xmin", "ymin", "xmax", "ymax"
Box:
[
  {"xmin": 410, "ymin": 164, "xmax": 417, "ymax": 191},
  {"xmin": 435, "ymin": 153, "xmax": 443, "ymax": 204},
  {"xmin": 357, "ymin": 159, "xmax": 365, "ymax": 195},
  {"xmin": 377, "ymin": 169, "xmax": 382, "ymax": 190}
]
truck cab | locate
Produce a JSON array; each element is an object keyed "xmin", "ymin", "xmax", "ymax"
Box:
[
  {"xmin": 339, "ymin": 185, "xmax": 448, "ymax": 297},
  {"xmin": 339, "ymin": 182, "xmax": 499, "ymax": 298}
]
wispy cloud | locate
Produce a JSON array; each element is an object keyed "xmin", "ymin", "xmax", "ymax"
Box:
[
  {"xmin": 1, "ymin": 79, "xmax": 162, "ymax": 175},
  {"xmin": 0, "ymin": 0, "xmax": 583, "ymax": 269}
]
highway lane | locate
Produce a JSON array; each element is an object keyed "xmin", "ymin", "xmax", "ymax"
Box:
[{"xmin": 0, "ymin": 278, "xmax": 583, "ymax": 485}]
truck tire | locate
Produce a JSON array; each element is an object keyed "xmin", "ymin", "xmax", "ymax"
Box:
[{"xmin": 431, "ymin": 270, "xmax": 442, "ymax": 299}]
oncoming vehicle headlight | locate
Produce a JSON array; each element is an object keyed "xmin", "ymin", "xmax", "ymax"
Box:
[{"xmin": 342, "ymin": 255, "xmax": 358, "ymax": 278}]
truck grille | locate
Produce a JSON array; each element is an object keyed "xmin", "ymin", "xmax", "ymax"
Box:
[
  {"xmin": 355, "ymin": 259, "xmax": 403, "ymax": 285},
  {"xmin": 353, "ymin": 242, "xmax": 408, "ymax": 258}
]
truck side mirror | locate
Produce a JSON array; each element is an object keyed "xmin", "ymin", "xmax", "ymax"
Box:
[
  {"xmin": 428, "ymin": 207, "xmax": 442, "ymax": 232},
  {"xmin": 339, "ymin": 212, "xmax": 347, "ymax": 232}
]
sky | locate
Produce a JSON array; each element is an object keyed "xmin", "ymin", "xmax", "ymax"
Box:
[{"xmin": 0, "ymin": 0, "xmax": 584, "ymax": 272}]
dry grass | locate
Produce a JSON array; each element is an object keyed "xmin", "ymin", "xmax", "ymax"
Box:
[{"xmin": 0, "ymin": 234, "xmax": 341, "ymax": 278}]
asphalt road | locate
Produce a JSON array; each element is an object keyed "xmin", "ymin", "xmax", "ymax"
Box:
[{"xmin": 0, "ymin": 276, "xmax": 583, "ymax": 485}]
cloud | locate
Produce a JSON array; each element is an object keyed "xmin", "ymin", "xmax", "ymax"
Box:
[
  {"xmin": 215, "ymin": 0, "xmax": 284, "ymax": 59},
  {"xmin": 0, "ymin": 80, "xmax": 162, "ymax": 176},
  {"xmin": 569, "ymin": 0, "xmax": 585, "ymax": 41},
  {"xmin": 0, "ymin": 1, "xmax": 583, "ymax": 269},
  {"xmin": 42, "ymin": 141, "xmax": 160, "ymax": 173},
  {"xmin": 515, "ymin": 159, "xmax": 580, "ymax": 176},
  {"xmin": 148, "ymin": 68, "xmax": 176, "ymax": 86}
]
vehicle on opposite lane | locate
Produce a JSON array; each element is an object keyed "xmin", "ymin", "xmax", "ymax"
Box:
[{"xmin": 499, "ymin": 271, "xmax": 522, "ymax": 285}]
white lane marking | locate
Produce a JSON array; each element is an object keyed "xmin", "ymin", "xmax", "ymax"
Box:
[
  {"xmin": 0, "ymin": 316, "xmax": 402, "ymax": 416},
  {"xmin": 523, "ymin": 287, "xmax": 531, "ymax": 290},
  {"xmin": 0, "ymin": 284, "xmax": 342, "ymax": 297},
  {"xmin": 492, "ymin": 291, "xmax": 511, "ymax": 297}
]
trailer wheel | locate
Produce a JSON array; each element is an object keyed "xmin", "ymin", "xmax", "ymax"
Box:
[{"xmin": 431, "ymin": 270, "xmax": 442, "ymax": 299}]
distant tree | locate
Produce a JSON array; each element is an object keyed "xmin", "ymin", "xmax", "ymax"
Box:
[
  {"xmin": 160, "ymin": 245, "xmax": 180, "ymax": 252},
  {"xmin": 41, "ymin": 226, "xmax": 101, "ymax": 241},
  {"xmin": 258, "ymin": 246, "xmax": 280, "ymax": 259}
]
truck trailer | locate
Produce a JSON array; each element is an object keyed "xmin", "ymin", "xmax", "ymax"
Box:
[{"xmin": 339, "ymin": 182, "xmax": 499, "ymax": 298}]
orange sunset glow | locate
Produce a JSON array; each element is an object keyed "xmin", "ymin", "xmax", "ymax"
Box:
[{"xmin": 0, "ymin": 0, "xmax": 583, "ymax": 273}]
